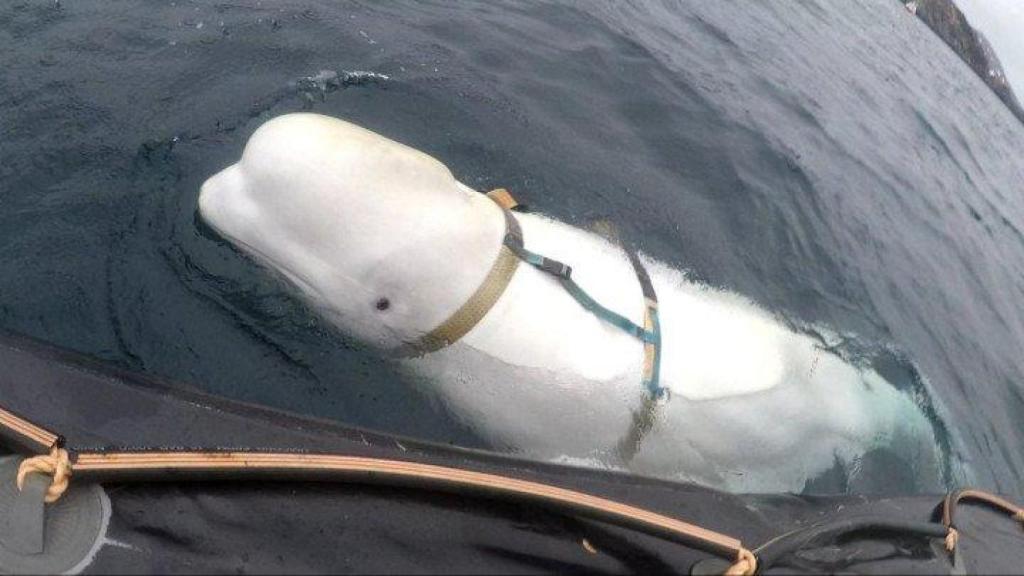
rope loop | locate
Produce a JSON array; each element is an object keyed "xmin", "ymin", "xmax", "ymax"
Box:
[
  {"xmin": 944, "ymin": 527, "xmax": 959, "ymax": 552},
  {"xmin": 724, "ymin": 548, "xmax": 757, "ymax": 576},
  {"xmin": 16, "ymin": 446, "xmax": 71, "ymax": 503}
]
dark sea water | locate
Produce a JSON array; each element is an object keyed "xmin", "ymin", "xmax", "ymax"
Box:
[{"xmin": 1, "ymin": 0, "xmax": 1022, "ymax": 497}]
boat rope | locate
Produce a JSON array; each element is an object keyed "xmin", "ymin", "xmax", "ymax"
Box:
[
  {"xmin": 6, "ymin": 399, "xmax": 1024, "ymax": 573},
  {"xmin": 16, "ymin": 446, "xmax": 71, "ymax": 503},
  {"xmin": 725, "ymin": 548, "xmax": 757, "ymax": 576},
  {"xmin": 0, "ymin": 402, "xmax": 61, "ymax": 453},
  {"xmin": 3, "ymin": 402, "xmax": 1024, "ymax": 573},
  {"xmin": 0, "ymin": 403, "xmax": 753, "ymax": 575},
  {"xmin": 941, "ymin": 488, "xmax": 1024, "ymax": 553}
]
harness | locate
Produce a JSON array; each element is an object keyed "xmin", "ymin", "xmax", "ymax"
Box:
[{"xmin": 406, "ymin": 189, "xmax": 667, "ymax": 461}]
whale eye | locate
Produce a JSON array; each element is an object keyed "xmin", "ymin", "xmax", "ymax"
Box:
[{"xmin": 375, "ymin": 297, "xmax": 390, "ymax": 311}]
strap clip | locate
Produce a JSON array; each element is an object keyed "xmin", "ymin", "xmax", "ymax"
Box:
[{"xmin": 538, "ymin": 258, "xmax": 572, "ymax": 279}]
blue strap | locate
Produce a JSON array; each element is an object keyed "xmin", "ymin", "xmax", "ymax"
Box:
[
  {"xmin": 516, "ymin": 243, "xmax": 667, "ymax": 399},
  {"xmin": 497, "ymin": 203, "xmax": 665, "ymax": 401},
  {"xmin": 515, "ymin": 246, "xmax": 657, "ymax": 344}
]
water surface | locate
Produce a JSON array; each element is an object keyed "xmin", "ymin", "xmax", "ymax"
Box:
[{"xmin": 1, "ymin": 0, "xmax": 1023, "ymax": 497}]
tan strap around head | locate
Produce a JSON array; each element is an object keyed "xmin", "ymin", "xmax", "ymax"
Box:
[
  {"xmin": 411, "ymin": 245, "xmax": 520, "ymax": 354},
  {"xmin": 486, "ymin": 188, "xmax": 519, "ymax": 210},
  {"xmin": 404, "ymin": 190, "xmax": 522, "ymax": 355}
]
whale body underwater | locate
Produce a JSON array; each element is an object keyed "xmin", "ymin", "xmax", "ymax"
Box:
[{"xmin": 198, "ymin": 113, "xmax": 950, "ymax": 493}]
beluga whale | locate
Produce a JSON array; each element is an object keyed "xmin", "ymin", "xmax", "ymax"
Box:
[{"xmin": 198, "ymin": 113, "xmax": 947, "ymax": 493}]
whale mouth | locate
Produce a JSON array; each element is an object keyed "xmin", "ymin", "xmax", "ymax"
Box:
[
  {"xmin": 198, "ymin": 169, "xmax": 326, "ymax": 304},
  {"xmin": 238, "ymin": 236, "xmax": 321, "ymax": 299},
  {"xmin": 197, "ymin": 175, "xmax": 414, "ymax": 350},
  {"xmin": 210, "ymin": 221, "xmax": 328, "ymax": 307}
]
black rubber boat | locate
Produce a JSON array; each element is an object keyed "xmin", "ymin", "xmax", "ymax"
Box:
[{"xmin": 0, "ymin": 329, "xmax": 1020, "ymax": 575}]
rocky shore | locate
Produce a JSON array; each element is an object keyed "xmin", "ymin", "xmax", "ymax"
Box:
[{"xmin": 904, "ymin": 0, "xmax": 1024, "ymax": 123}]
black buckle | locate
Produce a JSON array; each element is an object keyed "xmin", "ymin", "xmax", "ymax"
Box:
[{"xmin": 538, "ymin": 258, "xmax": 572, "ymax": 278}]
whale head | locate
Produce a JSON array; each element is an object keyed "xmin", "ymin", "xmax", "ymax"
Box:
[{"xmin": 198, "ymin": 113, "xmax": 506, "ymax": 350}]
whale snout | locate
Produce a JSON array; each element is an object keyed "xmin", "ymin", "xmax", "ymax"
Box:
[
  {"xmin": 197, "ymin": 166, "xmax": 229, "ymax": 232},
  {"xmin": 198, "ymin": 163, "xmax": 253, "ymax": 242}
]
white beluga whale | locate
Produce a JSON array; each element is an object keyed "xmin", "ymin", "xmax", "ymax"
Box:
[{"xmin": 198, "ymin": 113, "xmax": 945, "ymax": 493}]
